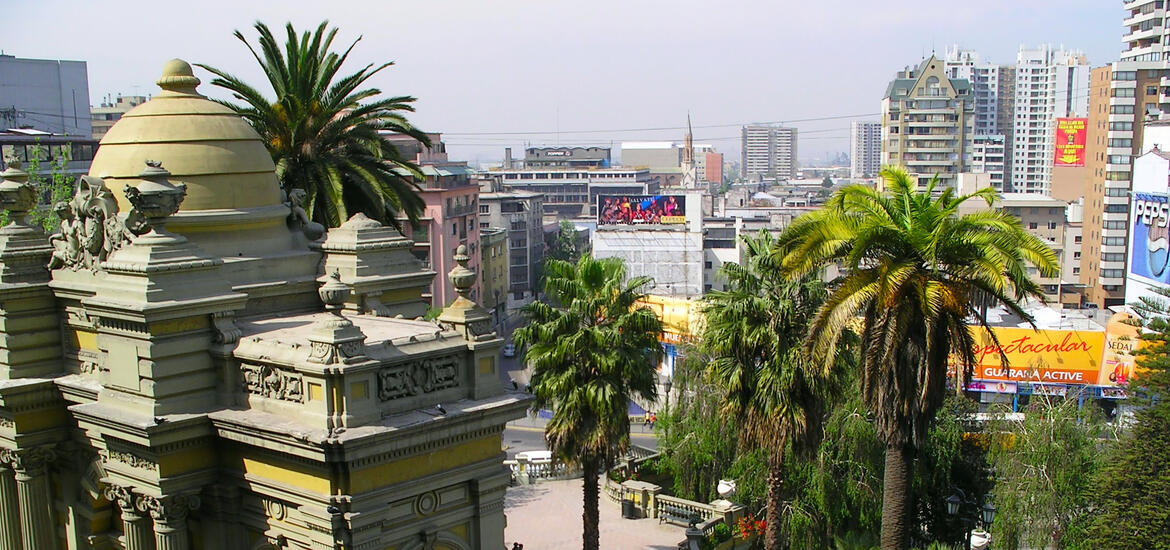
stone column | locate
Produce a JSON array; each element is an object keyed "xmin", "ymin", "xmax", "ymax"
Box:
[
  {"xmin": 0, "ymin": 462, "xmax": 21, "ymax": 550},
  {"xmin": 201, "ymin": 486, "xmax": 245, "ymax": 550},
  {"xmin": 140, "ymin": 494, "xmax": 199, "ymax": 550},
  {"xmin": 8, "ymin": 447, "xmax": 57, "ymax": 550},
  {"xmin": 103, "ymin": 485, "xmax": 155, "ymax": 550}
]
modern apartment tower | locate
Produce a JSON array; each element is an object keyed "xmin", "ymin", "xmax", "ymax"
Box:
[
  {"xmin": 850, "ymin": 121, "xmax": 881, "ymax": 178},
  {"xmin": 1080, "ymin": 0, "xmax": 1170, "ymax": 307},
  {"xmin": 944, "ymin": 46, "xmax": 1002, "ymax": 136},
  {"xmin": 741, "ymin": 124, "xmax": 797, "ymax": 180},
  {"xmin": 881, "ymin": 55, "xmax": 975, "ymax": 189},
  {"xmin": 1010, "ymin": 46, "xmax": 1090, "ymax": 194}
]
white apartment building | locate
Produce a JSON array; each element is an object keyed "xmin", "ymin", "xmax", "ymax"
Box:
[
  {"xmin": 741, "ymin": 125, "xmax": 797, "ymax": 180},
  {"xmin": 850, "ymin": 121, "xmax": 881, "ymax": 179},
  {"xmin": 944, "ymin": 46, "xmax": 1002, "ymax": 136},
  {"xmin": 969, "ymin": 134, "xmax": 1008, "ymax": 191},
  {"xmin": 1010, "ymin": 46, "xmax": 1090, "ymax": 194}
]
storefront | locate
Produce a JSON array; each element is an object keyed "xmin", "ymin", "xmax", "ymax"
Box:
[{"xmin": 956, "ymin": 313, "xmax": 1141, "ymax": 413}]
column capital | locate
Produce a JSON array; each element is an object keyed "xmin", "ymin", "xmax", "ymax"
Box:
[
  {"xmin": 102, "ymin": 484, "xmax": 138, "ymax": 513},
  {"xmin": 0, "ymin": 446, "xmax": 54, "ymax": 478},
  {"xmin": 137, "ymin": 493, "xmax": 201, "ymax": 525}
]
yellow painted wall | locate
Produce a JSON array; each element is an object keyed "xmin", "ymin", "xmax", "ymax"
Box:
[{"xmin": 349, "ymin": 435, "xmax": 500, "ymax": 493}]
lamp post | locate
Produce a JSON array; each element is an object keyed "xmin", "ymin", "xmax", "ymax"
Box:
[{"xmin": 946, "ymin": 489, "xmax": 995, "ymax": 550}]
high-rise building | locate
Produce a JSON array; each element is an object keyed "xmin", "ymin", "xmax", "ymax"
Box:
[
  {"xmin": 850, "ymin": 121, "xmax": 881, "ymax": 178},
  {"xmin": 881, "ymin": 55, "xmax": 975, "ymax": 189},
  {"xmin": 969, "ymin": 134, "xmax": 1008, "ymax": 190},
  {"xmin": 1079, "ymin": 0, "xmax": 1170, "ymax": 307},
  {"xmin": 1010, "ymin": 46, "xmax": 1090, "ymax": 194},
  {"xmin": 0, "ymin": 54, "xmax": 91, "ymax": 136},
  {"xmin": 944, "ymin": 46, "xmax": 1002, "ymax": 136},
  {"xmin": 740, "ymin": 125, "xmax": 797, "ymax": 180}
]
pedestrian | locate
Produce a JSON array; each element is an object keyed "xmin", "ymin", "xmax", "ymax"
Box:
[
  {"xmin": 650, "ymin": 412, "xmax": 657, "ymax": 429},
  {"xmin": 643, "ymin": 412, "xmax": 652, "ymax": 429}
]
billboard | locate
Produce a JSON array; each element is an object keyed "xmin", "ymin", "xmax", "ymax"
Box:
[
  {"xmin": 951, "ymin": 321, "xmax": 1142, "ymax": 389},
  {"xmin": 1054, "ymin": 117, "xmax": 1087, "ymax": 166},
  {"xmin": 1129, "ymin": 191, "xmax": 1170, "ymax": 285},
  {"xmin": 597, "ymin": 194, "xmax": 685, "ymax": 225}
]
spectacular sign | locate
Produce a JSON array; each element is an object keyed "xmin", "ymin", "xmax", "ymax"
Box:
[{"xmin": 1054, "ymin": 117, "xmax": 1087, "ymax": 167}]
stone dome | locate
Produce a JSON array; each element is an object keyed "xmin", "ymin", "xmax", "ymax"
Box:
[{"xmin": 89, "ymin": 59, "xmax": 283, "ymax": 212}]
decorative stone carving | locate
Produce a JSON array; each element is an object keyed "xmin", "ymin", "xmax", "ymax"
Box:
[
  {"xmin": 103, "ymin": 484, "xmax": 138, "ymax": 512},
  {"xmin": 122, "ymin": 160, "xmax": 186, "ymax": 238},
  {"xmin": 102, "ymin": 449, "xmax": 157, "ymax": 471},
  {"xmin": 261, "ymin": 497, "xmax": 287, "ymax": 520},
  {"xmin": 0, "ymin": 418, "xmax": 12, "ymax": 429},
  {"xmin": 0, "ymin": 157, "xmax": 39, "ymax": 228},
  {"xmin": 240, "ymin": 363, "xmax": 304, "ymax": 402},
  {"xmin": 47, "ymin": 175, "xmax": 140, "ymax": 271},
  {"xmin": 414, "ymin": 491, "xmax": 439, "ymax": 516},
  {"xmin": 307, "ymin": 271, "xmax": 367, "ymax": 364},
  {"xmin": 137, "ymin": 493, "xmax": 200, "ymax": 523},
  {"xmin": 211, "ymin": 311, "xmax": 242, "ymax": 344},
  {"xmin": 377, "ymin": 354, "xmax": 460, "ymax": 401},
  {"xmin": 284, "ymin": 188, "xmax": 325, "ymax": 241},
  {"xmin": 0, "ymin": 446, "xmax": 55, "ymax": 476}
]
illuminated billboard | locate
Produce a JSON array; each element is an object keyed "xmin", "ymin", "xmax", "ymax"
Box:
[
  {"xmin": 1054, "ymin": 117, "xmax": 1087, "ymax": 167},
  {"xmin": 1129, "ymin": 191, "xmax": 1170, "ymax": 285},
  {"xmin": 597, "ymin": 195, "xmax": 685, "ymax": 225}
]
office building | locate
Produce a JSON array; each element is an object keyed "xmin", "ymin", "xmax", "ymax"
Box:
[
  {"xmin": 740, "ymin": 125, "xmax": 797, "ymax": 180},
  {"xmin": 850, "ymin": 121, "xmax": 881, "ymax": 178},
  {"xmin": 477, "ymin": 189, "xmax": 546, "ymax": 310},
  {"xmin": 484, "ymin": 167, "xmax": 656, "ymax": 219},
  {"xmin": 90, "ymin": 94, "xmax": 148, "ymax": 140},
  {"xmin": 524, "ymin": 146, "xmax": 610, "ymax": 168},
  {"xmin": 0, "ymin": 54, "xmax": 91, "ymax": 136},
  {"xmin": 1010, "ymin": 46, "xmax": 1090, "ymax": 194},
  {"xmin": 881, "ymin": 55, "xmax": 975, "ymax": 189},
  {"xmin": 621, "ymin": 140, "xmax": 715, "ymax": 188}
]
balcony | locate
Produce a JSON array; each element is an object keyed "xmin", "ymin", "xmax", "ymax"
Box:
[
  {"xmin": 1122, "ymin": 26, "xmax": 1162, "ymax": 44},
  {"xmin": 446, "ymin": 202, "xmax": 476, "ymax": 217},
  {"xmin": 1109, "ymin": 96, "xmax": 1137, "ymax": 106}
]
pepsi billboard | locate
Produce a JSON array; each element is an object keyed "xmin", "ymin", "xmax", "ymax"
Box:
[{"xmin": 1130, "ymin": 192, "xmax": 1170, "ymax": 284}]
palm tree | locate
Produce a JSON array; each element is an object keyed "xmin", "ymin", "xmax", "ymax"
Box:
[
  {"xmin": 702, "ymin": 230, "xmax": 838, "ymax": 550},
  {"xmin": 773, "ymin": 167, "xmax": 1059, "ymax": 550},
  {"xmin": 513, "ymin": 255, "xmax": 662, "ymax": 550},
  {"xmin": 197, "ymin": 21, "xmax": 428, "ymax": 229}
]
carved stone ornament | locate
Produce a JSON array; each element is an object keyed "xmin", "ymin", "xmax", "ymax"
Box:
[
  {"xmin": 0, "ymin": 446, "xmax": 55, "ymax": 475},
  {"xmin": 102, "ymin": 448, "xmax": 157, "ymax": 471},
  {"xmin": 241, "ymin": 363, "xmax": 305, "ymax": 402},
  {"xmin": 47, "ymin": 175, "xmax": 142, "ymax": 271},
  {"xmin": 377, "ymin": 355, "xmax": 460, "ymax": 401},
  {"xmin": 0, "ymin": 157, "xmax": 39, "ymax": 228},
  {"xmin": 285, "ymin": 188, "xmax": 325, "ymax": 241},
  {"xmin": 137, "ymin": 493, "xmax": 201, "ymax": 523},
  {"xmin": 212, "ymin": 310, "xmax": 242, "ymax": 344},
  {"xmin": 103, "ymin": 484, "xmax": 138, "ymax": 511},
  {"xmin": 122, "ymin": 160, "xmax": 186, "ymax": 237}
]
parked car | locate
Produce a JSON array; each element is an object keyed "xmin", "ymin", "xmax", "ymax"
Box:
[{"xmin": 502, "ymin": 343, "xmax": 516, "ymax": 357}]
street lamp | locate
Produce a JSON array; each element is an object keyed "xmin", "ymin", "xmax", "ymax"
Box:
[{"xmin": 945, "ymin": 488, "xmax": 995, "ymax": 550}]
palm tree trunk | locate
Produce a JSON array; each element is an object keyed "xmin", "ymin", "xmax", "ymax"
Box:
[
  {"xmin": 764, "ymin": 461, "xmax": 784, "ymax": 550},
  {"xmin": 582, "ymin": 459, "xmax": 601, "ymax": 550},
  {"xmin": 880, "ymin": 443, "xmax": 914, "ymax": 550}
]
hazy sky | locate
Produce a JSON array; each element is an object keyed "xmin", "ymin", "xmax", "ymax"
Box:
[{"xmin": 8, "ymin": 0, "xmax": 1124, "ymax": 165}]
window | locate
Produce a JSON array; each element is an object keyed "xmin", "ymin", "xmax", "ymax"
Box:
[
  {"xmin": 1113, "ymin": 87, "xmax": 1136, "ymax": 98},
  {"xmin": 1111, "ymin": 105, "xmax": 1135, "ymax": 114},
  {"xmin": 1149, "ymin": 86, "xmax": 1160, "ymax": 96},
  {"xmin": 452, "ymin": 223, "xmax": 457, "ymax": 236},
  {"xmin": 1105, "ymin": 187, "xmax": 1129, "ymax": 197},
  {"xmin": 1074, "ymin": 235, "xmax": 1082, "ymax": 244},
  {"xmin": 1104, "ymin": 220, "xmax": 1127, "ymax": 229},
  {"xmin": 704, "ymin": 261, "xmax": 713, "ymax": 269},
  {"xmin": 1028, "ymin": 222, "xmax": 1038, "ymax": 230},
  {"xmin": 1103, "ymin": 253, "xmax": 1126, "ymax": 262},
  {"xmin": 1103, "ymin": 236, "xmax": 1126, "ymax": 246},
  {"xmin": 1102, "ymin": 269, "xmax": 1125, "ymax": 278},
  {"xmin": 1104, "ymin": 204, "xmax": 1129, "ymax": 214},
  {"xmin": 1107, "ymin": 155, "xmax": 1131, "ymax": 165},
  {"xmin": 1073, "ymin": 252, "xmax": 1081, "ymax": 259},
  {"xmin": 1048, "ymin": 221, "xmax": 1058, "ymax": 229},
  {"xmin": 1112, "ymin": 71, "xmax": 1136, "ymax": 81},
  {"xmin": 1109, "ymin": 121, "xmax": 1134, "ymax": 131},
  {"xmin": 479, "ymin": 205, "xmax": 490, "ymax": 214},
  {"xmin": 1109, "ymin": 138, "xmax": 1133, "ymax": 148}
]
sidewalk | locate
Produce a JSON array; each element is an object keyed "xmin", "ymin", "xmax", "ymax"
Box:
[{"xmin": 505, "ymin": 477, "xmax": 685, "ymax": 550}]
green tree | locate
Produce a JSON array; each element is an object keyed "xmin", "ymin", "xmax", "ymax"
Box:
[
  {"xmin": 773, "ymin": 166, "xmax": 1058, "ymax": 549},
  {"xmin": 1, "ymin": 143, "xmax": 74, "ymax": 232},
  {"xmin": 513, "ymin": 255, "xmax": 662, "ymax": 550},
  {"xmin": 1087, "ymin": 287, "xmax": 1170, "ymax": 549},
  {"xmin": 701, "ymin": 230, "xmax": 838, "ymax": 550},
  {"xmin": 822, "ymin": 176, "xmax": 834, "ymax": 189},
  {"xmin": 547, "ymin": 220, "xmax": 583, "ymax": 263},
  {"xmin": 197, "ymin": 21, "xmax": 428, "ymax": 229},
  {"xmin": 987, "ymin": 396, "xmax": 1110, "ymax": 549}
]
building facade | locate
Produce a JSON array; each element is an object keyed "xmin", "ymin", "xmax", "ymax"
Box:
[
  {"xmin": 969, "ymin": 134, "xmax": 1008, "ymax": 191},
  {"xmin": 882, "ymin": 55, "xmax": 976, "ymax": 189},
  {"xmin": 524, "ymin": 146, "xmax": 610, "ymax": 169},
  {"xmin": 0, "ymin": 130, "xmax": 98, "ymax": 180},
  {"xmin": 740, "ymin": 125, "xmax": 797, "ymax": 180},
  {"xmin": 479, "ymin": 227, "xmax": 509, "ymax": 328},
  {"xmin": 0, "ymin": 54, "xmax": 91, "ymax": 136},
  {"xmin": 90, "ymin": 95, "xmax": 148, "ymax": 140},
  {"xmin": 1010, "ymin": 46, "xmax": 1090, "ymax": 194},
  {"xmin": 485, "ymin": 167, "xmax": 656, "ymax": 219},
  {"xmin": 944, "ymin": 46, "xmax": 1003, "ymax": 136},
  {"xmin": 0, "ymin": 59, "xmax": 527, "ymax": 550},
  {"xmin": 850, "ymin": 121, "xmax": 881, "ymax": 179},
  {"xmin": 477, "ymin": 190, "xmax": 545, "ymax": 311}
]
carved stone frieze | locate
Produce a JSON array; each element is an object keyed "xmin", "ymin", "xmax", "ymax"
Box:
[
  {"xmin": 47, "ymin": 175, "xmax": 143, "ymax": 271},
  {"xmin": 241, "ymin": 363, "xmax": 305, "ymax": 402},
  {"xmin": 0, "ymin": 446, "xmax": 55, "ymax": 476},
  {"xmin": 102, "ymin": 449, "xmax": 157, "ymax": 471},
  {"xmin": 377, "ymin": 354, "xmax": 461, "ymax": 401}
]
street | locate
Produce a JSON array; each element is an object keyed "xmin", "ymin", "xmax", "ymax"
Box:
[{"xmin": 495, "ymin": 312, "xmax": 660, "ymax": 459}]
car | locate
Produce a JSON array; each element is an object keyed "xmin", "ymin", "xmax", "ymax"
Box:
[{"xmin": 502, "ymin": 343, "xmax": 516, "ymax": 357}]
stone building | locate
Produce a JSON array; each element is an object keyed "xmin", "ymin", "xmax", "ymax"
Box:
[{"xmin": 0, "ymin": 59, "xmax": 528, "ymax": 550}]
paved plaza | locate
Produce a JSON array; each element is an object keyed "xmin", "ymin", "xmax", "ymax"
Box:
[{"xmin": 504, "ymin": 478, "xmax": 687, "ymax": 549}]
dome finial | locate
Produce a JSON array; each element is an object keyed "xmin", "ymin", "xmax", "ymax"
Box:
[{"xmin": 156, "ymin": 59, "xmax": 201, "ymax": 95}]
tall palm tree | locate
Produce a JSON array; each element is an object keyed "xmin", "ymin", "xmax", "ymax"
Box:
[
  {"xmin": 513, "ymin": 255, "xmax": 662, "ymax": 550},
  {"xmin": 197, "ymin": 21, "xmax": 428, "ymax": 229},
  {"xmin": 773, "ymin": 167, "xmax": 1059, "ymax": 550},
  {"xmin": 702, "ymin": 230, "xmax": 839, "ymax": 550}
]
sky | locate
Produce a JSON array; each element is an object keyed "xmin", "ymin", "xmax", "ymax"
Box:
[{"xmin": 6, "ymin": 0, "xmax": 1127, "ymax": 166}]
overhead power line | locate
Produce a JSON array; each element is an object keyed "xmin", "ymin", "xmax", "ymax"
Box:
[{"xmin": 442, "ymin": 113, "xmax": 882, "ymax": 136}]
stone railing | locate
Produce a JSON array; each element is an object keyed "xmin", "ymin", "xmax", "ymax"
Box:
[{"xmin": 503, "ymin": 456, "xmax": 581, "ymax": 485}]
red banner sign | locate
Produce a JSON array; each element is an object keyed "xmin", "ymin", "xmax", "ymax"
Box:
[{"xmin": 1054, "ymin": 117, "xmax": 1087, "ymax": 167}]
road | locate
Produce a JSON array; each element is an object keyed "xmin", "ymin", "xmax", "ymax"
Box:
[{"xmin": 495, "ymin": 311, "xmax": 660, "ymax": 458}]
